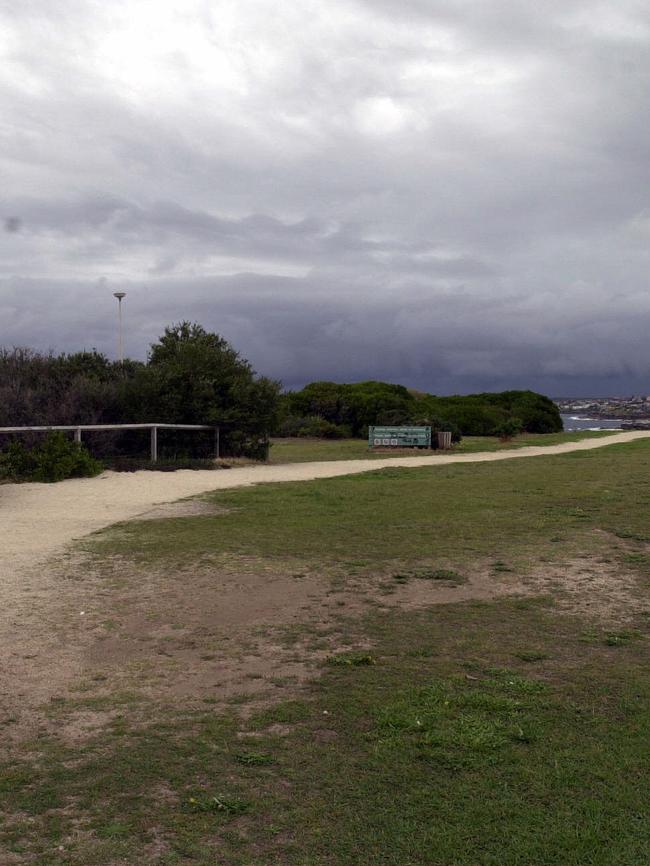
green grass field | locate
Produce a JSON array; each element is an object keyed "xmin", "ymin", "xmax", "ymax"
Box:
[
  {"xmin": 90, "ymin": 437, "xmax": 649, "ymax": 569},
  {"xmin": 3, "ymin": 439, "xmax": 650, "ymax": 865},
  {"xmin": 269, "ymin": 429, "xmax": 613, "ymax": 463}
]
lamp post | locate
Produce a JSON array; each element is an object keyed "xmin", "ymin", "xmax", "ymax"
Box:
[{"xmin": 113, "ymin": 292, "xmax": 126, "ymax": 365}]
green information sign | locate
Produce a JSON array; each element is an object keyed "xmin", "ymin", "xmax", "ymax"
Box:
[{"xmin": 368, "ymin": 425, "xmax": 431, "ymax": 449}]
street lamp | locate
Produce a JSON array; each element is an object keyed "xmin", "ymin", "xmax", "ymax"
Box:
[{"xmin": 113, "ymin": 292, "xmax": 126, "ymax": 365}]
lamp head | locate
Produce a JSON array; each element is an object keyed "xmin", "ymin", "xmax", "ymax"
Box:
[{"xmin": 113, "ymin": 292, "xmax": 126, "ymax": 300}]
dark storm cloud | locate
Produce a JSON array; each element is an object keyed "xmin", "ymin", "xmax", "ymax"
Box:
[{"xmin": 1, "ymin": 0, "xmax": 650, "ymax": 395}]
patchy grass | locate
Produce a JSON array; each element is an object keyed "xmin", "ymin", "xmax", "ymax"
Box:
[
  {"xmin": 392, "ymin": 567, "xmax": 466, "ymax": 584},
  {"xmin": 604, "ymin": 630, "xmax": 640, "ymax": 647},
  {"xmin": 2, "ymin": 600, "xmax": 650, "ymax": 865},
  {"xmin": 186, "ymin": 793, "xmax": 251, "ymax": 816},
  {"xmin": 234, "ymin": 752, "xmax": 275, "ymax": 766},
  {"xmin": 492, "ymin": 559, "xmax": 515, "ymax": 573},
  {"xmin": 327, "ymin": 651, "xmax": 375, "ymax": 667},
  {"xmin": 87, "ymin": 438, "xmax": 650, "ymax": 573},
  {"xmin": 269, "ymin": 430, "xmax": 612, "ymax": 463},
  {"xmin": 515, "ymin": 649, "xmax": 550, "ymax": 663},
  {"xmin": 454, "ymin": 429, "xmax": 613, "ymax": 453},
  {"xmin": 5, "ymin": 437, "xmax": 650, "ymax": 864}
]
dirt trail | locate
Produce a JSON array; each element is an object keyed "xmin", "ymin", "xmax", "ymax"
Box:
[{"xmin": 2, "ymin": 430, "xmax": 650, "ymax": 579}]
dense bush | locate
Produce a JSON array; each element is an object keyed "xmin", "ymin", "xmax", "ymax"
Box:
[
  {"xmin": 286, "ymin": 380, "xmax": 414, "ymax": 437},
  {"xmin": 419, "ymin": 390, "xmax": 562, "ymax": 435},
  {"xmin": 0, "ymin": 433, "xmax": 103, "ymax": 483},
  {"xmin": 0, "ymin": 347, "xmax": 135, "ymax": 430},
  {"xmin": 281, "ymin": 382, "xmax": 562, "ymax": 438},
  {"xmin": 277, "ymin": 414, "xmax": 351, "ymax": 439},
  {"xmin": 0, "ymin": 322, "xmax": 282, "ymax": 460},
  {"xmin": 494, "ymin": 417, "xmax": 524, "ymax": 441},
  {"xmin": 1, "ymin": 334, "xmax": 561, "ymax": 464}
]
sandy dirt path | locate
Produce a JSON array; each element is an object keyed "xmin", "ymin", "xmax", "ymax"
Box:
[{"xmin": 1, "ymin": 430, "xmax": 649, "ymax": 579}]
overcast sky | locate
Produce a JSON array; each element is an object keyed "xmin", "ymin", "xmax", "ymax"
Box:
[{"xmin": 2, "ymin": 1, "xmax": 649, "ymax": 395}]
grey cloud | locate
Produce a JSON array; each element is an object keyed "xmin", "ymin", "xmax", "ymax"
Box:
[
  {"xmin": 2, "ymin": 269, "xmax": 649, "ymax": 397},
  {"xmin": 3, "ymin": 194, "xmax": 493, "ymax": 281},
  {"xmin": 1, "ymin": 0, "xmax": 650, "ymax": 396}
]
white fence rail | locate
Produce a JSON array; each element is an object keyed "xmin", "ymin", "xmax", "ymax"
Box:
[{"xmin": 0, "ymin": 423, "xmax": 220, "ymax": 462}]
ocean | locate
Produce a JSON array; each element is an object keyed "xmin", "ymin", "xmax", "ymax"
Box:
[{"xmin": 560, "ymin": 414, "xmax": 623, "ymax": 431}]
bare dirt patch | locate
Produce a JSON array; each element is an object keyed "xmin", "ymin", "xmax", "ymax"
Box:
[
  {"xmin": 4, "ymin": 538, "xmax": 647, "ymax": 757},
  {"xmin": 377, "ymin": 567, "xmax": 523, "ymax": 609},
  {"xmin": 55, "ymin": 708, "xmax": 122, "ymax": 746},
  {"xmin": 526, "ymin": 556, "xmax": 650, "ymax": 622},
  {"xmin": 3, "ymin": 431, "xmax": 650, "ymax": 749},
  {"xmin": 373, "ymin": 552, "xmax": 650, "ymax": 624}
]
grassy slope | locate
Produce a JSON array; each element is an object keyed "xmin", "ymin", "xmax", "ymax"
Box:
[
  {"xmin": 91, "ymin": 438, "xmax": 650, "ymax": 569},
  {"xmin": 269, "ymin": 430, "xmax": 612, "ymax": 463},
  {"xmin": 3, "ymin": 440, "xmax": 650, "ymax": 866}
]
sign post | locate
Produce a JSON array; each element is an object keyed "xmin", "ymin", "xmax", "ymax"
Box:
[{"xmin": 368, "ymin": 426, "xmax": 432, "ymax": 449}]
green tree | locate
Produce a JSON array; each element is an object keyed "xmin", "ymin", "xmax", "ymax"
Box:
[{"xmin": 131, "ymin": 322, "xmax": 281, "ymax": 457}]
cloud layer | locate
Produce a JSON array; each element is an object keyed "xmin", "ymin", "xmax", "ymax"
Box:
[{"xmin": 2, "ymin": 0, "xmax": 650, "ymax": 394}]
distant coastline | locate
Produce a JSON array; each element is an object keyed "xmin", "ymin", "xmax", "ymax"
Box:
[
  {"xmin": 556, "ymin": 396, "xmax": 650, "ymax": 430},
  {"xmin": 560, "ymin": 414, "xmax": 624, "ymax": 431}
]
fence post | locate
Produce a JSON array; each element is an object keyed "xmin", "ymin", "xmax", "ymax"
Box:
[
  {"xmin": 74, "ymin": 428, "xmax": 82, "ymax": 445},
  {"xmin": 214, "ymin": 426, "xmax": 220, "ymax": 460},
  {"xmin": 150, "ymin": 426, "xmax": 158, "ymax": 463}
]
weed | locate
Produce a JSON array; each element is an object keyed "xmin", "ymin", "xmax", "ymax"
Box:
[
  {"xmin": 327, "ymin": 652, "xmax": 375, "ymax": 667},
  {"xmin": 248, "ymin": 700, "xmax": 311, "ymax": 730},
  {"xmin": 615, "ymin": 529, "xmax": 650, "ymax": 543},
  {"xmin": 234, "ymin": 752, "xmax": 274, "ymax": 766},
  {"xmin": 406, "ymin": 567, "xmax": 465, "ymax": 581},
  {"xmin": 623, "ymin": 553, "xmax": 650, "ymax": 564},
  {"xmin": 187, "ymin": 794, "xmax": 250, "ymax": 816},
  {"xmin": 605, "ymin": 631, "xmax": 639, "ymax": 647},
  {"xmin": 392, "ymin": 567, "xmax": 465, "ymax": 584},
  {"xmin": 492, "ymin": 560, "xmax": 514, "ymax": 572},
  {"xmin": 484, "ymin": 669, "xmax": 549, "ymax": 694},
  {"xmin": 515, "ymin": 650, "xmax": 550, "ymax": 663},
  {"xmin": 95, "ymin": 821, "xmax": 131, "ymax": 839}
]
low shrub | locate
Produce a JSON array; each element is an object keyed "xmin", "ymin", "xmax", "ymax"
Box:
[
  {"xmin": 277, "ymin": 414, "xmax": 351, "ymax": 439},
  {"xmin": 0, "ymin": 432, "xmax": 103, "ymax": 483},
  {"xmin": 494, "ymin": 417, "xmax": 524, "ymax": 441}
]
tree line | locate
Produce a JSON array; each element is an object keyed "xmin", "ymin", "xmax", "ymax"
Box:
[
  {"xmin": 279, "ymin": 380, "xmax": 562, "ymax": 439},
  {"xmin": 1, "ymin": 323, "xmax": 563, "ymax": 465},
  {"xmin": 0, "ymin": 322, "xmax": 280, "ymax": 460}
]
